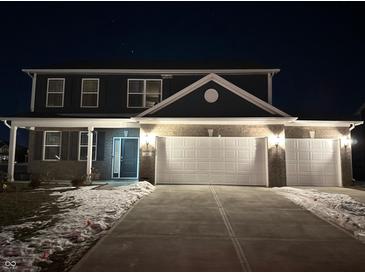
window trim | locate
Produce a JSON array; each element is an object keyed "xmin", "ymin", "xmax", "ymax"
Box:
[
  {"xmin": 78, "ymin": 131, "xmax": 97, "ymax": 161},
  {"xmin": 43, "ymin": 131, "xmax": 62, "ymax": 161},
  {"xmin": 127, "ymin": 79, "xmax": 163, "ymax": 108},
  {"xmin": 46, "ymin": 78, "xmax": 65, "ymax": 108},
  {"xmin": 80, "ymin": 78, "xmax": 100, "ymax": 108}
]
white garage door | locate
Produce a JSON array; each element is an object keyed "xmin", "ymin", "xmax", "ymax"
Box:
[
  {"xmin": 286, "ymin": 139, "xmax": 341, "ymax": 186},
  {"xmin": 155, "ymin": 137, "xmax": 268, "ymax": 185}
]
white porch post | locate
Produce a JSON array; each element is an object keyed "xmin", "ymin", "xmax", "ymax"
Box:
[
  {"xmin": 86, "ymin": 126, "xmax": 94, "ymax": 177},
  {"xmin": 7, "ymin": 124, "xmax": 17, "ymax": 182}
]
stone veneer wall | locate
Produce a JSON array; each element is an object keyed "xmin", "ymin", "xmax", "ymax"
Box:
[
  {"xmin": 139, "ymin": 124, "xmax": 286, "ymax": 187},
  {"xmin": 285, "ymin": 126, "xmax": 352, "ymax": 186}
]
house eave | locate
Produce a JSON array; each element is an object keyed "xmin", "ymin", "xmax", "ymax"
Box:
[
  {"xmin": 22, "ymin": 68, "xmax": 280, "ymax": 76},
  {"xmin": 132, "ymin": 117, "xmax": 298, "ymax": 125},
  {"xmin": 286, "ymin": 120, "xmax": 364, "ymax": 127},
  {"xmin": 0, "ymin": 117, "xmax": 140, "ymax": 128}
]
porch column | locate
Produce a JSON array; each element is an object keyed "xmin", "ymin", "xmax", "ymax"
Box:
[
  {"xmin": 7, "ymin": 124, "xmax": 17, "ymax": 182},
  {"xmin": 86, "ymin": 126, "xmax": 94, "ymax": 178}
]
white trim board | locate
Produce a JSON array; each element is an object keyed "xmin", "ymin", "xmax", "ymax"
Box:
[
  {"xmin": 22, "ymin": 68, "xmax": 281, "ymax": 76},
  {"xmin": 133, "ymin": 117, "xmax": 298, "ymax": 125},
  {"xmin": 30, "ymin": 73, "xmax": 37, "ymax": 112},
  {"xmin": 1, "ymin": 118, "xmax": 140, "ymax": 128},
  {"xmin": 137, "ymin": 73, "xmax": 290, "ymax": 117},
  {"xmin": 286, "ymin": 120, "xmax": 364, "ymax": 127}
]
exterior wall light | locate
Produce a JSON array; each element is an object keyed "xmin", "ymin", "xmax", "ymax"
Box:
[
  {"xmin": 144, "ymin": 134, "xmax": 154, "ymax": 149},
  {"xmin": 269, "ymin": 135, "xmax": 284, "ymax": 148},
  {"xmin": 341, "ymin": 136, "xmax": 352, "ymax": 148}
]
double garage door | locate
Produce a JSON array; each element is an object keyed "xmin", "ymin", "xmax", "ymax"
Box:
[
  {"xmin": 155, "ymin": 136, "xmax": 342, "ymax": 186},
  {"xmin": 155, "ymin": 136, "xmax": 268, "ymax": 185}
]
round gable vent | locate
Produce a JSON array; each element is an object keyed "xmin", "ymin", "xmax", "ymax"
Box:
[{"xmin": 204, "ymin": 89, "xmax": 219, "ymax": 103}]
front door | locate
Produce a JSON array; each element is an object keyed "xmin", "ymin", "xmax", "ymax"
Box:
[{"xmin": 112, "ymin": 137, "xmax": 139, "ymax": 179}]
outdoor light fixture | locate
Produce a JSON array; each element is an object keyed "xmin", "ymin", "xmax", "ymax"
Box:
[
  {"xmin": 341, "ymin": 136, "xmax": 352, "ymax": 148},
  {"xmin": 144, "ymin": 134, "xmax": 155, "ymax": 149},
  {"xmin": 270, "ymin": 135, "xmax": 284, "ymax": 148},
  {"xmin": 145, "ymin": 134, "xmax": 150, "ymax": 148}
]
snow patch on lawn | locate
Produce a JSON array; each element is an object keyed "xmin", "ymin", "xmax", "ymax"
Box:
[
  {"xmin": 36, "ymin": 186, "xmax": 77, "ymax": 191},
  {"xmin": 0, "ymin": 181, "xmax": 154, "ymax": 271},
  {"xmin": 273, "ymin": 187, "xmax": 365, "ymax": 242}
]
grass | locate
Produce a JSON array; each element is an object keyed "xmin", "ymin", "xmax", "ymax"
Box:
[
  {"xmin": 0, "ymin": 181, "xmax": 118, "ymax": 271},
  {"xmin": 0, "ymin": 183, "xmax": 61, "ymax": 229}
]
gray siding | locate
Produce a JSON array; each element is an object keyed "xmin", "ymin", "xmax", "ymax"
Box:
[
  {"xmin": 28, "ymin": 128, "xmax": 140, "ymax": 180},
  {"xmin": 33, "ymin": 74, "xmax": 269, "ymax": 115}
]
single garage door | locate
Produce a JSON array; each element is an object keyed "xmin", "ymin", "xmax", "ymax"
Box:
[
  {"xmin": 285, "ymin": 139, "xmax": 341, "ymax": 186},
  {"xmin": 155, "ymin": 136, "xmax": 268, "ymax": 185}
]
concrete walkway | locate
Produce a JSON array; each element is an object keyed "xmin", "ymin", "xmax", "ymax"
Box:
[{"xmin": 73, "ymin": 185, "xmax": 365, "ymax": 271}]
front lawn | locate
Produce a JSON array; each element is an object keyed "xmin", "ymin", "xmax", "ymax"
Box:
[{"xmin": 0, "ymin": 181, "xmax": 154, "ymax": 271}]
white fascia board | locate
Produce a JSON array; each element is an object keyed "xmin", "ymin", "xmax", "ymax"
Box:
[
  {"xmin": 30, "ymin": 73, "xmax": 37, "ymax": 112},
  {"xmin": 22, "ymin": 68, "xmax": 280, "ymax": 76},
  {"xmin": 132, "ymin": 117, "xmax": 298, "ymax": 125},
  {"xmin": 0, "ymin": 118, "xmax": 140, "ymax": 129},
  {"xmin": 137, "ymin": 73, "xmax": 290, "ymax": 117},
  {"xmin": 286, "ymin": 120, "xmax": 364, "ymax": 127}
]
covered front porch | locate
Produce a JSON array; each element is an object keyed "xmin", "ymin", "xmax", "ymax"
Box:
[{"xmin": 1, "ymin": 118, "xmax": 141, "ymax": 182}]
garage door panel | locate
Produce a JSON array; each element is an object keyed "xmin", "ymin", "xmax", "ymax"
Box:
[
  {"xmin": 197, "ymin": 150, "xmax": 210, "ymax": 159},
  {"xmin": 225, "ymin": 162, "xmax": 236, "ymax": 172},
  {"xmin": 184, "ymin": 149, "xmax": 196, "ymax": 159},
  {"xmin": 298, "ymin": 140, "xmax": 310, "ymax": 150},
  {"xmin": 197, "ymin": 162, "xmax": 210, "ymax": 170},
  {"xmin": 210, "ymin": 162, "xmax": 226, "ymax": 171},
  {"xmin": 299, "ymin": 151, "xmax": 310, "ymax": 161},
  {"xmin": 237, "ymin": 150, "xmax": 250, "ymax": 160},
  {"xmin": 156, "ymin": 137, "xmax": 268, "ymax": 185},
  {"xmin": 286, "ymin": 151, "xmax": 297, "ymax": 161},
  {"xmin": 224, "ymin": 150, "xmax": 236, "ymax": 159},
  {"xmin": 237, "ymin": 162, "xmax": 251, "ymax": 173},
  {"xmin": 286, "ymin": 139, "xmax": 341, "ymax": 186},
  {"xmin": 184, "ymin": 162, "xmax": 197, "ymax": 171}
]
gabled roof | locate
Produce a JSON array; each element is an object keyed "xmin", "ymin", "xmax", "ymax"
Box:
[{"xmin": 137, "ymin": 73, "xmax": 290, "ymax": 117}]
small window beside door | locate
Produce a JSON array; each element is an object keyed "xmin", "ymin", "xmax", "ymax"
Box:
[
  {"xmin": 81, "ymin": 78, "xmax": 99, "ymax": 108},
  {"xmin": 127, "ymin": 79, "xmax": 162, "ymax": 108}
]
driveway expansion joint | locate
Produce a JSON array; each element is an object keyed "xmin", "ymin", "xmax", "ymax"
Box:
[{"xmin": 210, "ymin": 185, "xmax": 252, "ymax": 272}]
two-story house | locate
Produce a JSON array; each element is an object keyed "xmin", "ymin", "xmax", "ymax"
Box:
[{"xmin": 1, "ymin": 64, "xmax": 362, "ymax": 186}]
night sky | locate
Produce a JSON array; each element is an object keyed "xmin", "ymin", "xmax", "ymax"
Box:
[{"xmin": 0, "ymin": 2, "xmax": 365, "ymax": 146}]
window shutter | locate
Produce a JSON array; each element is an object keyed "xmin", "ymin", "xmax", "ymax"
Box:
[
  {"xmin": 33, "ymin": 131, "xmax": 43, "ymax": 160},
  {"xmin": 61, "ymin": 132, "xmax": 69, "ymax": 160},
  {"xmin": 69, "ymin": 131, "xmax": 79, "ymax": 160},
  {"xmin": 97, "ymin": 131, "xmax": 105, "ymax": 161}
]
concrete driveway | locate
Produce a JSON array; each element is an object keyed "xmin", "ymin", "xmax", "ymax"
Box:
[{"xmin": 73, "ymin": 185, "xmax": 365, "ymax": 271}]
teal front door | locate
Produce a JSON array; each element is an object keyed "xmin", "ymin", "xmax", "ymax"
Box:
[{"xmin": 112, "ymin": 137, "xmax": 139, "ymax": 179}]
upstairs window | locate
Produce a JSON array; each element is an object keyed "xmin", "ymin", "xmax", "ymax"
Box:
[
  {"xmin": 43, "ymin": 131, "xmax": 61, "ymax": 161},
  {"xmin": 46, "ymin": 78, "xmax": 65, "ymax": 107},
  {"xmin": 81, "ymin": 78, "xmax": 99, "ymax": 108},
  {"xmin": 79, "ymin": 131, "xmax": 97, "ymax": 161},
  {"xmin": 127, "ymin": 79, "xmax": 162, "ymax": 108}
]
